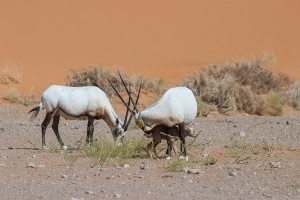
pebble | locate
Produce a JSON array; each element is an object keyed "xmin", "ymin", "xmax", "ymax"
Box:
[
  {"xmin": 183, "ymin": 167, "xmax": 200, "ymax": 174},
  {"xmin": 229, "ymin": 171, "xmax": 238, "ymax": 177},
  {"xmin": 114, "ymin": 194, "xmax": 121, "ymax": 198},
  {"xmin": 61, "ymin": 174, "xmax": 68, "ymax": 178},
  {"xmin": 270, "ymin": 161, "xmax": 282, "ymax": 169},
  {"xmin": 85, "ymin": 191, "xmax": 93, "ymax": 195},
  {"xmin": 27, "ymin": 163, "xmax": 35, "ymax": 168}
]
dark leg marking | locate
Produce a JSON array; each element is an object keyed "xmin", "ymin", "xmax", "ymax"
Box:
[
  {"xmin": 179, "ymin": 122, "xmax": 187, "ymax": 157},
  {"xmin": 52, "ymin": 114, "xmax": 65, "ymax": 148},
  {"xmin": 166, "ymin": 127, "xmax": 172, "ymax": 157},
  {"xmin": 41, "ymin": 113, "xmax": 54, "ymax": 148},
  {"xmin": 87, "ymin": 116, "xmax": 95, "ymax": 143}
]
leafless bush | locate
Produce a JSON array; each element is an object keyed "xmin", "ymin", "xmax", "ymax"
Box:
[
  {"xmin": 285, "ymin": 81, "xmax": 300, "ymax": 110},
  {"xmin": 66, "ymin": 66, "xmax": 165, "ymax": 98},
  {"xmin": 0, "ymin": 62, "xmax": 23, "ymax": 84},
  {"xmin": 2, "ymin": 88, "xmax": 37, "ymax": 106},
  {"xmin": 182, "ymin": 53, "xmax": 290, "ymax": 115}
]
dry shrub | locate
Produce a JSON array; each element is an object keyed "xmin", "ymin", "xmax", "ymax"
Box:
[
  {"xmin": 285, "ymin": 81, "xmax": 300, "ymax": 110},
  {"xmin": 2, "ymin": 88, "xmax": 37, "ymax": 106},
  {"xmin": 66, "ymin": 65, "xmax": 165, "ymax": 98},
  {"xmin": 182, "ymin": 52, "xmax": 290, "ymax": 115},
  {"xmin": 0, "ymin": 62, "xmax": 23, "ymax": 84}
]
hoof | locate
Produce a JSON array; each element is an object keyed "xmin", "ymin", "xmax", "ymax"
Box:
[
  {"xmin": 42, "ymin": 145, "xmax": 49, "ymax": 150},
  {"xmin": 62, "ymin": 145, "xmax": 69, "ymax": 150},
  {"xmin": 179, "ymin": 155, "xmax": 189, "ymax": 161},
  {"xmin": 166, "ymin": 156, "xmax": 171, "ymax": 160}
]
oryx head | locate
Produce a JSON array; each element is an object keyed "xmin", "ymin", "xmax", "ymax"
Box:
[
  {"xmin": 107, "ymin": 72, "xmax": 153, "ymax": 133},
  {"xmin": 110, "ymin": 99, "xmax": 134, "ymax": 145}
]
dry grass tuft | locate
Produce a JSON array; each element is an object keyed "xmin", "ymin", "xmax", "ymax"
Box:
[
  {"xmin": 2, "ymin": 88, "xmax": 37, "ymax": 106},
  {"xmin": 0, "ymin": 62, "xmax": 23, "ymax": 84},
  {"xmin": 285, "ymin": 81, "xmax": 300, "ymax": 110},
  {"xmin": 182, "ymin": 52, "xmax": 292, "ymax": 115}
]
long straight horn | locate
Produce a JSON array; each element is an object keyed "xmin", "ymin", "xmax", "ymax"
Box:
[
  {"xmin": 124, "ymin": 84, "xmax": 141, "ymax": 131},
  {"xmin": 107, "ymin": 77, "xmax": 135, "ymax": 116},
  {"xmin": 123, "ymin": 84, "xmax": 132, "ymax": 127},
  {"xmin": 118, "ymin": 71, "xmax": 139, "ymax": 112}
]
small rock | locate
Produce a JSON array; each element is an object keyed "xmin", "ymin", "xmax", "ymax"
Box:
[
  {"xmin": 85, "ymin": 191, "xmax": 93, "ymax": 195},
  {"xmin": 31, "ymin": 155, "xmax": 37, "ymax": 159},
  {"xmin": 123, "ymin": 164, "xmax": 129, "ymax": 168},
  {"xmin": 27, "ymin": 163, "xmax": 35, "ymax": 168},
  {"xmin": 138, "ymin": 175, "xmax": 143, "ymax": 179},
  {"xmin": 140, "ymin": 161, "xmax": 149, "ymax": 170},
  {"xmin": 189, "ymin": 169, "xmax": 200, "ymax": 174},
  {"xmin": 74, "ymin": 125, "xmax": 80, "ymax": 129},
  {"xmin": 237, "ymin": 131, "xmax": 246, "ymax": 137},
  {"xmin": 61, "ymin": 174, "xmax": 68, "ymax": 178},
  {"xmin": 161, "ymin": 174, "xmax": 174, "ymax": 178},
  {"xmin": 114, "ymin": 194, "xmax": 121, "ymax": 198},
  {"xmin": 0, "ymin": 164, "xmax": 6, "ymax": 167},
  {"xmin": 270, "ymin": 161, "xmax": 282, "ymax": 169},
  {"xmin": 229, "ymin": 171, "xmax": 237, "ymax": 176},
  {"xmin": 183, "ymin": 167, "xmax": 200, "ymax": 174}
]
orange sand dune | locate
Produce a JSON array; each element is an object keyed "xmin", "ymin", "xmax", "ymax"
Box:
[{"xmin": 0, "ymin": 0, "xmax": 300, "ymax": 95}]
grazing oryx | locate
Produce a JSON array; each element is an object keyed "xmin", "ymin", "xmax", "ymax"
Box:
[
  {"xmin": 29, "ymin": 85, "xmax": 135, "ymax": 149},
  {"xmin": 145, "ymin": 125, "xmax": 199, "ymax": 159},
  {"xmin": 108, "ymin": 72, "xmax": 198, "ymax": 159}
]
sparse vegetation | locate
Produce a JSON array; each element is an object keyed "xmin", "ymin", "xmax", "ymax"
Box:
[
  {"xmin": 2, "ymin": 88, "xmax": 37, "ymax": 106},
  {"xmin": 64, "ymin": 136, "xmax": 149, "ymax": 166},
  {"xmin": 164, "ymin": 157, "xmax": 192, "ymax": 172},
  {"xmin": 201, "ymin": 156, "xmax": 217, "ymax": 165},
  {"xmin": 265, "ymin": 92, "xmax": 285, "ymax": 116},
  {"xmin": 182, "ymin": 52, "xmax": 294, "ymax": 115}
]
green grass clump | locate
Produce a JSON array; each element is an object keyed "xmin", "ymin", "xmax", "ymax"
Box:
[
  {"xmin": 266, "ymin": 92, "xmax": 285, "ymax": 116},
  {"xmin": 164, "ymin": 157, "xmax": 191, "ymax": 172},
  {"xmin": 84, "ymin": 137, "xmax": 148, "ymax": 165}
]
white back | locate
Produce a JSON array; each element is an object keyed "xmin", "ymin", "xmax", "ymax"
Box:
[{"xmin": 140, "ymin": 87, "xmax": 197, "ymax": 127}]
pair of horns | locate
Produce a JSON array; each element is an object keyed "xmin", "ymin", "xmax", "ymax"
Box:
[{"xmin": 107, "ymin": 71, "xmax": 141, "ymax": 129}]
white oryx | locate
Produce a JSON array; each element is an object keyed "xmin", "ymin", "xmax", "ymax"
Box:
[
  {"xmin": 108, "ymin": 72, "xmax": 198, "ymax": 159},
  {"xmin": 29, "ymin": 85, "xmax": 135, "ymax": 149}
]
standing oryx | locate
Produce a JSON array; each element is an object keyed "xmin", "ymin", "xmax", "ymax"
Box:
[
  {"xmin": 29, "ymin": 85, "xmax": 134, "ymax": 149},
  {"xmin": 108, "ymin": 72, "xmax": 198, "ymax": 159}
]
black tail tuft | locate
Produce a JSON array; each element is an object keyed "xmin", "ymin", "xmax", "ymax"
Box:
[{"xmin": 29, "ymin": 106, "xmax": 41, "ymax": 120}]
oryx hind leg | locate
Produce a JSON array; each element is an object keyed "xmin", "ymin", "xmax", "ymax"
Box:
[
  {"xmin": 41, "ymin": 112, "xmax": 54, "ymax": 149},
  {"xmin": 52, "ymin": 114, "xmax": 67, "ymax": 149}
]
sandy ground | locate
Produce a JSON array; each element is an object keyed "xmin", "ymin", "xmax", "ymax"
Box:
[
  {"xmin": 1, "ymin": 105, "xmax": 300, "ymax": 199},
  {"xmin": 0, "ymin": 0, "xmax": 300, "ymax": 96},
  {"xmin": 1, "ymin": 1, "xmax": 300, "ymax": 199}
]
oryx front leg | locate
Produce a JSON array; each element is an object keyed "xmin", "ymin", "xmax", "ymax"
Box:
[
  {"xmin": 179, "ymin": 123, "xmax": 187, "ymax": 158},
  {"xmin": 52, "ymin": 114, "xmax": 67, "ymax": 150},
  {"xmin": 86, "ymin": 116, "xmax": 95, "ymax": 144},
  {"xmin": 165, "ymin": 128, "xmax": 172, "ymax": 160}
]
